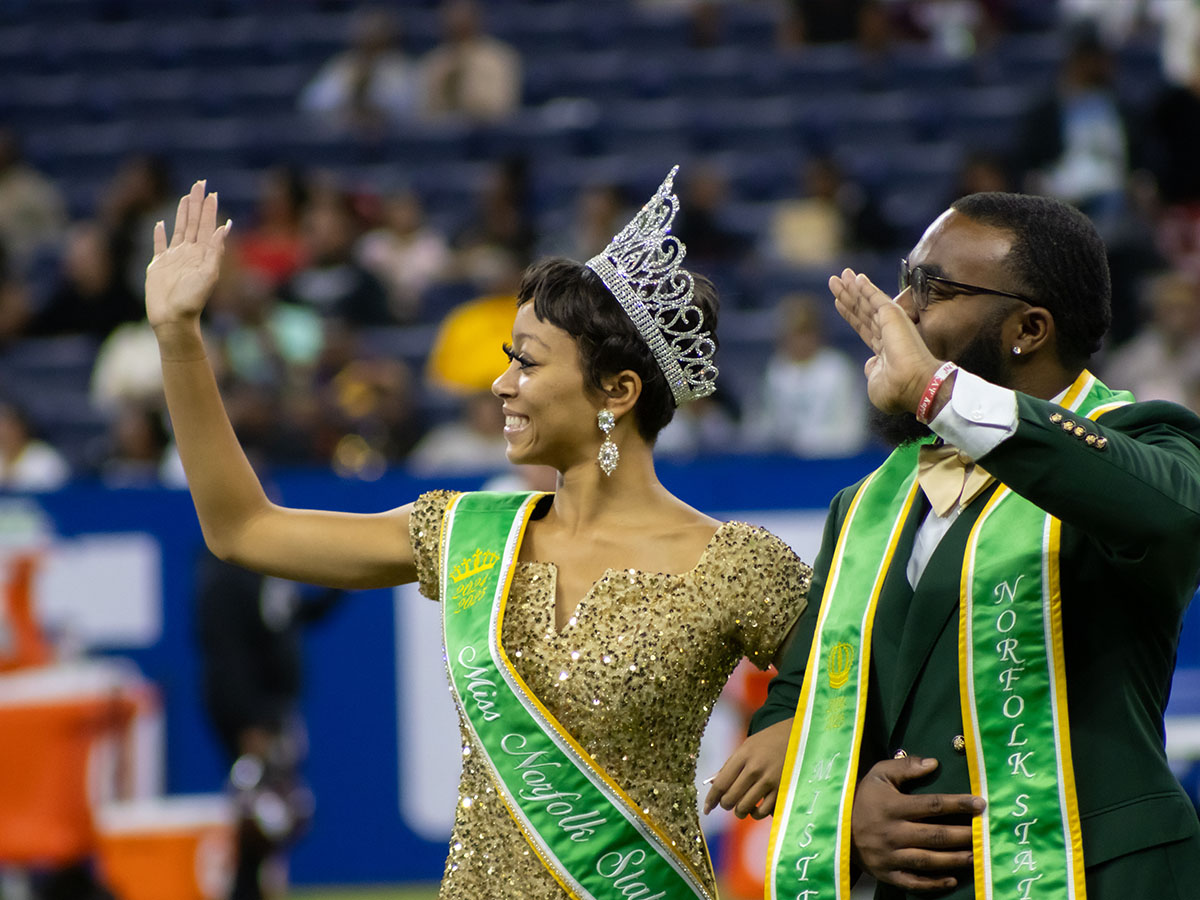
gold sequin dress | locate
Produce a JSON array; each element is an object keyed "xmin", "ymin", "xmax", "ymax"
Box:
[{"xmin": 410, "ymin": 491, "xmax": 811, "ymax": 899}]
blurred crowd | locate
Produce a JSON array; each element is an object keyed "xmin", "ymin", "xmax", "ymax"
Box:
[{"xmin": 1, "ymin": 0, "xmax": 1199, "ymax": 491}]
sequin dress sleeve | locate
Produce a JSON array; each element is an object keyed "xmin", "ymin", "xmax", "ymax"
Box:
[
  {"xmin": 409, "ymin": 489, "xmax": 461, "ymax": 601},
  {"xmin": 699, "ymin": 521, "xmax": 812, "ymax": 668}
]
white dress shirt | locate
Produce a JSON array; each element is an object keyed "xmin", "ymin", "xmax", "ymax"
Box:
[{"xmin": 906, "ymin": 370, "xmax": 1066, "ymax": 587}]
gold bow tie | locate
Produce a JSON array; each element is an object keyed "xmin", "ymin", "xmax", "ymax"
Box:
[{"xmin": 917, "ymin": 443, "xmax": 995, "ymax": 517}]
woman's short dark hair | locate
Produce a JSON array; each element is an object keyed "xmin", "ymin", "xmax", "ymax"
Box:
[
  {"xmin": 951, "ymin": 192, "xmax": 1111, "ymax": 367},
  {"xmin": 516, "ymin": 257, "xmax": 719, "ymax": 441}
]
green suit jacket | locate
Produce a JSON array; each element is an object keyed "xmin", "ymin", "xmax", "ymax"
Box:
[{"xmin": 754, "ymin": 394, "xmax": 1200, "ymax": 899}]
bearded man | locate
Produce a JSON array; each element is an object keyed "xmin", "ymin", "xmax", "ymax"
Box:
[{"xmin": 708, "ymin": 192, "xmax": 1200, "ymax": 899}]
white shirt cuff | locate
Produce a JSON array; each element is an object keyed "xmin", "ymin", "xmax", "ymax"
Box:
[{"xmin": 929, "ymin": 368, "xmax": 1018, "ymax": 460}]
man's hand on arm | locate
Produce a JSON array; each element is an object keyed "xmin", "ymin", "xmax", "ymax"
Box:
[{"xmin": 852, "ymin": 756, "xmax": 984, "ymax": 892}]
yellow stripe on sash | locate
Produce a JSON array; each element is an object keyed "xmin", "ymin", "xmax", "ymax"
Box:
[
  {"xmin": 765, "ymin": 473, "xmax": 881, "ymax": 897},
  {"xmin": 441, "ymin": 494, "xmax": 588, "ymax": 898},
  {"xmin": 1060, "ymin": 371, "xmax": 1094, "ymax": 411},
  {"xmin": 960, "ymin": 486, "xmax": 1088, "ymax": 900},
  {"xmin": 767, "ymin": 466, "xmax": 922, "ymax": 899},
  {"xmin": 494, "ymin": 556, "xmax": 716, "ymax": 891},
  {"xmin": 477, "ymin": 494, "xmax": 591, "ymax": 900},
  {"xmin": 1085, "ymin": 401, "xmax": 1130, "ymax": 419},
  {"xmin": 956, "ymin": 367, "xmax": 1134, "ymax": 900},
  {"xmin": 441, "ymin": 491, "xmax": 715, "ymax": 899},
  {"xmin": 958, "ymin": 487, "xmax": 1006, "ymax": 896},
  {"xmin": 838, "ymin": 478, "xmax": 922, "ymax": 886},
  {"xmin": 1045, "ymin": 515, "xmax": 1087, "ymax": 899}
]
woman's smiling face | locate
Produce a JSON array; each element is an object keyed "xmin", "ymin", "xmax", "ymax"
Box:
[{"xmin": 492, "ymin": 302, "xmax": 606, "ymax": 473}]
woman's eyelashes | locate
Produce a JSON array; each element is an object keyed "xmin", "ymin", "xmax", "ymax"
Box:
[{"xmin": 501, "ymin": 342, "xmax": 536, "ymax": 369}]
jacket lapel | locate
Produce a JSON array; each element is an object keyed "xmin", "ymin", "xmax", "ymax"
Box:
[
  {"xmin": 880, "ymin": 483, "xmax": 1001, "ymax": 740},
  {"xmin": 867, "ymin": 494, "xmax": 926, "ymax": 730}
]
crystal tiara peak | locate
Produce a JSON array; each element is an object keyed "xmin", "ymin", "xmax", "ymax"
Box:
[{"xmin": 585, "ymin": 165, "xmax": 718, "ymax": 406}]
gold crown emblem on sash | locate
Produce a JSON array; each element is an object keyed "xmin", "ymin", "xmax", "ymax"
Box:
[
  {"xmin": 449, "ymin": 548, "xmax": 501, "ymax": 614},
  {"xmin": 450, "ymin": 549, "xmax": 501, "ymax": 583},
  {"xmin": 827, "ymin": 642, "xmax": 855, "ymax": 690}
]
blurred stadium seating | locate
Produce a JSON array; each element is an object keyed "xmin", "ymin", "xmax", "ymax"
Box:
[{"xmin": 0, "ymin": 0, "xmax": 1168, "ymax": 464}]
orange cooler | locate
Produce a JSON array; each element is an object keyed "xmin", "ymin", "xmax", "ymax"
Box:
[
  {"xmin": 96, "ymin": 796, "xmax": 235, "ymax": 900},
  {"xmin": 0, "ymin": 660, "xmax": 152, "ymax": 866}
]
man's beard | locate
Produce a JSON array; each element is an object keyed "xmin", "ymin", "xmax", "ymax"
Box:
[
  {"xmin": 868, "ymin": 314, "xmax": 1012, "ymax": 449},
  {"xmin": 868, "ymin": 405, "xmax": 930, "ymax": 448}
]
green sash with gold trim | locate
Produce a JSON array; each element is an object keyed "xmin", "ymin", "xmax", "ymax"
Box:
[
  {"xmin": 767, "ymin": 442, "xmax": 926, "ymax": 900},
  {"xmin": 768, "ymin": 372, "xmax": 1131, "ymax": 900},
  {"xmin": 958, "ymin": 372, "xmax": 1130, "ymax": 900},
  {"xmin": 440, "ymin": 491, "xmax": 715, "ymax": 900}
]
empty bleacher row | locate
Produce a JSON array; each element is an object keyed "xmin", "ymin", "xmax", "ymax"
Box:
[
  {"xmin": 0, "ymin": 4, "xmax": 1163, "ymax": 225},
  {"xmin": 0, "ymin": 1, "xmax": 1171, "ymax": 473}
]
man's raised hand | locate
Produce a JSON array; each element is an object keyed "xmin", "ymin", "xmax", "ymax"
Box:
[{"xmin": 829, "ymin": 269, "xmax": 940, "ymax": 416}]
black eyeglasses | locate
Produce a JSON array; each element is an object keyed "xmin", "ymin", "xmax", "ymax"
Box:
[{"xmin": 899, "ymin": 259, "xmax": 1034, "ymax": 311}]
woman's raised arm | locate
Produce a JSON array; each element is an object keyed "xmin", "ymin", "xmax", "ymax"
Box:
[{"xmin": 146, "ymin": 180, "xmax": 417, "ymax": 589}]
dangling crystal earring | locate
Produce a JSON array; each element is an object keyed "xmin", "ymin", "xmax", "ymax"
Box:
[{"xmin": 597, "ymin": 409, "xmax": 619, "ymax": 476}]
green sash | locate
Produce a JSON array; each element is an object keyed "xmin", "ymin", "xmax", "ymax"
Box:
[
  {"xmin": 959, "ymin": 372, "xmax": 1130, "ymax": 900},
  {"xmin": 767, "ymin": 442, "xmax": 925, "ymax": 899},
  {"xmin": 440, "ymin": 491, "xmax": 714, "ymax": 900},
  {"xmin": 768, "ymin": 372, "xmax": 1131, "ymax": 900}
]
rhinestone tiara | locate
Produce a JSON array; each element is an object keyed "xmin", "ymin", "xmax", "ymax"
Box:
[{"xmin": 585, "ymin": 166, "xmax": 718, "ymax": 406}]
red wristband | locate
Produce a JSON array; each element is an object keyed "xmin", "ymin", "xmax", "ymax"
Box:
[{"xmin": 916, "ymin": 362, "xmax": 958, "ymax": 424}]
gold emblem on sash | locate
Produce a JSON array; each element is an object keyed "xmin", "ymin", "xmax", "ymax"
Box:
[
  {"xmin": 827, "ymin": 642, "xmax": 855, "ymax": 690},
  {"xmin": 449, "ymin": 548, "xmax": 501, "ymax": 613},
  {"xmin": 823, "ymin": 695, "xmax": 848, "ymax": 730}
]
